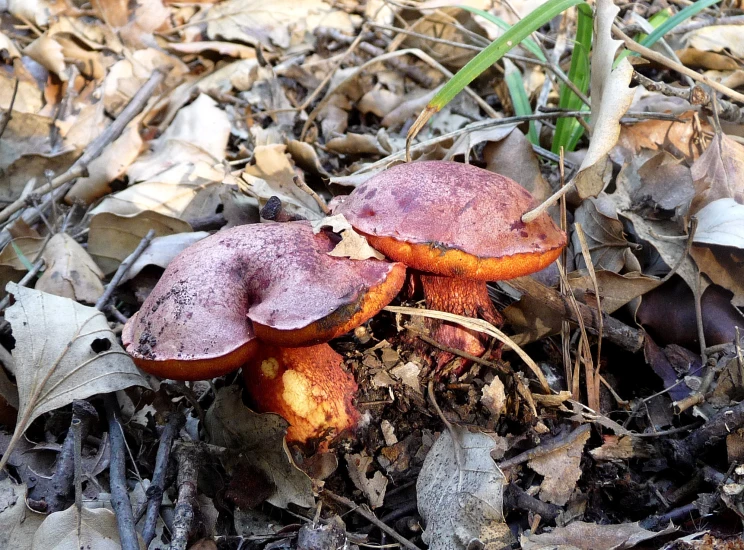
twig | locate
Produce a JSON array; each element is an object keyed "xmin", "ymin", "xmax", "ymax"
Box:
[
  {"xmin": 143, "ymin": 411, "xmax": 185, "ymax": 547},
  {"xmin": 669, "ymin": 14, "xmax": 744, "ymax": 34},
  {"xmin": 27, "ymin": 400, "xmax": 98, "ymax": 513},
  {"xmin": 72, "ymin": 417, "xmax": 82, "ymax": 536},
  {"xmin": 632, "ymin": 72, "xmax": 744, "ymax": 124},
  {"xmin": 612, "ymin": 25, "xmax": 744, "ymax": 104},
  {"xmin": 95, "ymin": 229, "xmax": 156, "ymax": 311},
  {"xmin": 661, "ymin": 217, "xmax": 697, "ymax": 284},
  {"xmin": 505, "ymin": 276, "xmax": 644, "ymax": 353},
  {"xmin": 0, "ymin": 78, "xmax": 19, "ymax": 140},
  {"xmin": 293, "ymin": 176, "xmax": 330, "ymax": 215},
  {"xmin": 169, "ymin": 443, "xmax": 200, "ymax": 550},
  {"xmin": 323, "ymin": 489, "xmax": 421, "ymax": 550},
  {"xmin": 0, "ymin": 259, "xmax": 45, "ymax": 313},
  {"xmin": 498, "ymin": 424, "xmax": 591, "ymax": 469},
  {"xmin": 0, "ymin": 70, "xmax": 165, "ymax": 225},
  {"xmin": 104, "ymin": 394, "xmax": 141, "ymax": 550}
]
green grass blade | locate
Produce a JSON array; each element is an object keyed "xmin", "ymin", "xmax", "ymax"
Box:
[
  {"xmin": 428, "ymin": 0, "xmax": 588, "ymax": 112},
  {"xmin": 552, "ymin": 2, "xmax": 592, "ymax": 153},
  {"xmin": 635, "ymin": 8, "xmax": 672, "ymax": 42},
  {"xmin": 617, "ymin": 0, "xmax": 722, "ymax": 64},
  {"xmin": 456, "ymin": 6, "xmax": 547, "ymax": 61},
  {"xmin": 11, "ymin": 242, "xmax": 35, "ymax": 272},
  {"xmin": 503, "ymin": 59, "xmax": 539, "ymax": 144}
]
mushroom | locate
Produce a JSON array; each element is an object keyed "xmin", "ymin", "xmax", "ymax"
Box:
[
  {"xmin": 123, "ymin": 221, "xmax": 405, "ymax": 442},
  {"xmin": 335, "ymin": 161, "xmax": 567, "ymax": 371}
]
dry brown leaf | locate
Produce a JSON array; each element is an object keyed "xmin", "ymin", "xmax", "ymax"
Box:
[
  {"xmin": 166, "ymin": 41, "xmax": 257, "ymax": 59},
  {"xmin": 613, "ymin": 112, "xmax": 708, "ymax": 164},
  {"xmin": 484, "ymin": 129, "xmax": 551, "ymax": 202},
  {"xmin": 521, "ymin": 520, "xmax": 675, "ymax": 550},
  {"xmin": 312, "ymin": 215, "xmax": 385, "ymax": 260},
  {"xmin": 0, "ymin": 284, "xmax": 148, "ymax": 471},
  {"xmin": 118, "ymin": 231, "xmax": 209, "ymax": 283},
  {"xmin": 358, "ymin": 88, "xmax": 404, "ymax": 118},
  {"xmin": 481, "ymin": 377, "xmax": 506, "ymax": 419},
  {"xmin": 32, "ymin": 505, "xmax": 145, "ymax": 550},
  {"xmin": 528, "ymin": 427, "xmax": 589, "ymax": 505},
  {"xmin": 346, "ymin": 452, "xmax": 388, "ymax": 509},
  {"xmin": 0, "ymin": 477, "xmax": 46, "ymax": 550},
  {"xmin": 36, "ymin": 233, "xmax": 105, "ymax": 304},
  {"xmin": 690, "ymin": 245, "xmax": 744, "ymax": 307},
  {"xmin": 7, "ymin": 0, "xmax": 63, "ymax": 28},
  {"xmin": 204, "ymin": 386, "xmax": 315, "ymax": 509},
  {"xmin": 572, "ymin": 194, "xmax": 635, "ymax": 273},
  {"xmin": 241, "ymin": 144, "xmax": 324, "ymax": 220},
  {"xmin": 573, "ymin": 0, "xmax": 635, "ymax": 199},
  {"xmin": 680, "ymin": 25, "xmax": 744, "ymax": 60},
  {"xmin": 91, "ymin": 0, "xmax": 130, "ymax": 28},
  {"xmin": 326, "ymin": 132, "xmax": 392, "ymax": 156},
  {"xmin": 0, "ymin": 32, "xmax": 21, "ymax": 60},
  {"xmin": 417, "ymin": 424, "xmax": 505, "ymax": 550},
  {"xmin": 689, "ymin": 133, "xmax": 744, "ymax": 216},
  {"xmin": 65, "ymin": 120, "xmax": 143, "ymax": 204},
  {"xmin": 205, "ymin": 0, "xmax": 355, "ymax": 50},
  {"xmin": 23, "ymin": 34, "xmax": 67, "ymax": 81}
]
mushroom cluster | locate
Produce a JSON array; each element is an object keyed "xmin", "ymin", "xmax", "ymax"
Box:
[
  {"xmin": 335, "ymin": 161, "xmax": 567, "ymax": 372},
  {"xmin": 123, "ymin": 221, "xmax": 405, "ymax": 442}
]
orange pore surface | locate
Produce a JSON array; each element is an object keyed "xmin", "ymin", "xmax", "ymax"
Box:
[
  {"xmin": 364, "ymin": 233, "xmax": 563, "ymax": 281},
  {"xmin": 254, "ymin": 262, "xmax": 406, "ymax": 347},
  {"xmin": 242, "ymin": 343, "xmax": 360, "ymax": 443}
]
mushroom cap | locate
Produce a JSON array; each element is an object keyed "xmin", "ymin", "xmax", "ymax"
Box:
[
  {"xmin": 336, "ymin": 161, "xmax": 567, "ymax": 280},
  {"xmin": 123, "ymin": 221, "xmax": 406, "ymax": 380}
]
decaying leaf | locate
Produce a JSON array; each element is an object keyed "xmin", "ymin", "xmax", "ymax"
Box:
[
  {"xmin": 204, "ymin": 386, "xmax": 315, "ymax": 509},
  {"xmin": 573, "ymin": 0, "xmax": 635, "ymax": 199},
  {"xmin": 31, "ymin": 505, "xmax": 144, "ymax": 550},
  {"xmin": 690, "ymin": 134, "xmax": 744, "ymax": 216},
  {"xmin": 118, "ymin": 231, "xmax": 210, "ymax": 283},
  {"xmin": 240, "ymin": 144, "xmax": 324, "ymax": 221},
  {"xmin": 0, "ymin": 477, "xmax": 45, "ymax": 550},
  {"xmin": 481, "ymin": 377, "xmax": 507, "ymax": 419},
  {"xmin": 521, "ymin": 520, "xmax": 675, "ymax": 550},
  {"xmin": 573, "ymin": 194, "xmax": 635, "ymax": 273},
  {"xmin": 312, "ymin": 215, "xmax": 384, "ymax": 260},
  {"xmin": 528, "ymin": 426, "xmax": 590, "ymax": 506},
  {"xmin": 417, "ymin": 424, "xmax": 505, "ymax": 549},
  {"xmin": 346, "ymin": 452, "xmax": 388, "ymax": 509},
  {"xmin": 23, "ymin": 34, "xmax": 67, "ymax": 81},
  {"xmin": 36, "ymin": 233, "xmax": 105, "ymax": 304},
  {"xmin": 0, "ymin": 284, "xmax": 148, "ymax": 470},
  {"xmin": 484, "ymin": 128, "xmax": 551, "ymax": 202}
]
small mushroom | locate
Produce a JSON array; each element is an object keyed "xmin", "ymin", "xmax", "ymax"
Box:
[
  {"xmin": 336, "ymin": 161, "xmax": 567, "ymax": 372},
  {"xmin": 123, "ymin": 221, "xmax": 405, "ymax": 442}
]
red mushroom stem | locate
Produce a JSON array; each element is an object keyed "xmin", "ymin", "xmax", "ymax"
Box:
[
  {"xmin": 242, "ymin": 343, "xmax": 360, "ymax": 443},
  {"xmin": 419, "ymin": 273, "xmax": 503, "ymax": 368}
]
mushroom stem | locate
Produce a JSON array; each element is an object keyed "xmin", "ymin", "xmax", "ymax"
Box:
[
  {"xmin": 242, "ymin": 343, "xmax": 360, "ymax": 444},
  {"xmin": 419, "ymin": 274, "xmax": 503, "ymax": 366}
]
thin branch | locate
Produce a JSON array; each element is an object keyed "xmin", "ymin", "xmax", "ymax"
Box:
[
  {"xmin": 96, "ymin": 229, "xmax": 156, "ymax": 311},
  {"xmin": 0, "ymin": 70, "xmax": 165, "ymax": 225}
]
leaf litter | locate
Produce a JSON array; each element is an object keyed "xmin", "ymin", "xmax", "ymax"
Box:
[{"xmin": 0, "ymin": 0, "xmax": 743, "ymax": 549}]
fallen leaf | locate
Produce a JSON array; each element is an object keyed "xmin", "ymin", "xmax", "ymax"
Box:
[
  {"xmin": 311, "ymin": 215, "xmax": 385, "ymax": 260},
  {"xmin": 204, "ymin": 386, "xmax": 315, "ymax": 509},
  {"xmin": 0, "ymin": 477, "xmax": 45, "ymax": 550},
  {"xmin": 205, "ymin": 0, "xmax": 355, "ymax": 50},
  {"xmin": 240, "ymin": 144, "xmax": 324, "ymax": 221},
  {"xmin": 326, "ymin": 132, "xmax": 391, "ymax": 156},
  {"xmin": 481, "ymin": 377, "xmax": 506, "ymax": 418},
  {"xmin": 36, "ymin": 233, "xmax": 105, "ymax": 303},
  {"xmin": 484, "ymin": 128, "xmax": 552, "ymax": 202},
  {"xmin": 444, "ymin": 123, "xmax": 517, "ymax": 163},
  {"xmin": 528, "ymin": 427, "xmax": 590, "ymax": 505},
  {"xmin": 346, "ymin": 452, "xmax": 388, "ymax": 509},
  {"xmin": 22, "ymin": 34, "xmax": 67, "ymax": 80},
  {"xmin": 693, "ymin": 198, "xmax": 744, "ymax": 249},
  {"xmin": 65, "ymin": 120, "xmax": 143, "ymax": 204},
  {"xmin": 681, "ymin": 25, "xmax": 744, "ymax": 59},
  {"xmin": 521, "ymin": 520, "xmax": 675, "ymax": 550},
  {"xmin": 166, "ymin": 41, "xmax": 257, "ymax": 59},
  {"xmin": 690, "ymin": 245, "xmax": 744, "ymax": 307},
  {"xmin": 31, "ymin": 505, "xmax": 145, "ymax": 550},
  {"xmin": 690, "ymin": 134, "xmax": 744, "ymax": 216},
  {"xmin": 0, "ymin": 284, "xmax": 148, "ymax": 470},
  {"xmin": 88, "ymin": 211, "xmax": 192, "ymax": 275},
  {"xmin": 573, "ymin": 0, "xmax": 635, "ymax": 199},
  {"xmin": 573, "ymin": 194, "xmax": 635, "ymax": 272},
  {"xmin": 613, "ymin": 112, "xmax": 708, "ymax": 164},
  {"xmin": 0, "ymin": 32, "xmax": 21, "ymax": 60},
  {"xmin": 118, "ymin": 231, "xmax": 210, "ymax": 283},
  {"xmin": 417, "ymin": 424, "xmax": 505, "ymax": 549}
]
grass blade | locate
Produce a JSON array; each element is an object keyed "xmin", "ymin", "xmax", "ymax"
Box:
[
  {"xmin": 456, "ymin": 6, "xmax": 547, "ymax": 62},
  {"xmin": 552, "ymin": 2, "xmax": 592, "ymax": 153},
  {"xmin": 427, "ymin": 0, "xmax": 588, "ymax": 112},
  {"xmin": 503, "ymin": 59, "xmax": 539, "ymax": 144}
]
